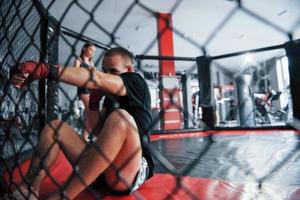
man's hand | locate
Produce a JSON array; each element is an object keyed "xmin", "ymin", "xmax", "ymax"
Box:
[
  {"xmin": 11, "ymin": 61, "xmax": 59, "ymax": 88},
  {"xmin": 11, "ymin": 72, "xmax": 29, "ymax": 88}
]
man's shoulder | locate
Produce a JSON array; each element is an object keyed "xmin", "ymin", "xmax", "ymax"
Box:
[
  {"xmin": 120, "ymin": 72, "xmax": 149, "ymax": 92},
  {"xmin": 120, "ymin": 72, "xmax": 145, "ymax": 81}
]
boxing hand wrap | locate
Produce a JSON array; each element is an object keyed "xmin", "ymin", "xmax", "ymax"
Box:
[
  {"xmin": 17, "ymin": 60, "xmax": 59, "ymax": 81},
  {"xmin": 89, "ymin": 90, "xmax": 103, "ymax": 111}
]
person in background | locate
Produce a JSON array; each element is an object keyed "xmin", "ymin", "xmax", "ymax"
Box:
[{"xmin": 74, "ymin": 42, "xmax": 96, "ymax": 141}]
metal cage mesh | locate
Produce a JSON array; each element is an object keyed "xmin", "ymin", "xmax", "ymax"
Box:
[{"xmin": 1, "ymin": 0, "xmax": 300, "ymax": 199}]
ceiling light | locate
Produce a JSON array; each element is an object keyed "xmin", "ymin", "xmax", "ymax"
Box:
[{"xmin": 244, "ymin": 53, "xmax": 254, "ymax": 64}]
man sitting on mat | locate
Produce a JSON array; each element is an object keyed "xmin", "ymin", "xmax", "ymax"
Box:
[{"xmin": 8, "ymin": 47, "xmax": 154, "ymax": 200}]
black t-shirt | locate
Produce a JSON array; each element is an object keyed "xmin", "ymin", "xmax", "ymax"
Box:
[{"xmin": 103, "ymin": 72, "xmax": 154, "ymax": 177}]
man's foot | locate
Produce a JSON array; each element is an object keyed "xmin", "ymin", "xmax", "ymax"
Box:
[{"xmin": 3, "ymin": 185, "xmax": 39, "ymax": 200}]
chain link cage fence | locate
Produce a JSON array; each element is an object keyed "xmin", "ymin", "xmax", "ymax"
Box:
[
  {"xmin": 1, "ymin": 0, "xmax": 300, "ymax": 199},
  {"xmin": 0, "ymin": 0, "xmax": 42, "ymax": 173}
]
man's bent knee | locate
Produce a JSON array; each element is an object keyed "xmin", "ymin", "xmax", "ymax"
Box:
[
  {"xmin": 106, "ymin": 109, "xmax": 137, "ymax": 132},
  {"xmin": 42, "ymin": 119, "xmax": 68, "ymax": 140},
  {"xmin": 44, "ymin": 119, "xmax": 63, "ymax": 132}
]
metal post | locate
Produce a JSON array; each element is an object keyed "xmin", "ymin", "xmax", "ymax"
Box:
[
  {"xmin": 197, "ymin": 56, "xmax": 215, "ymax": 128},
  {"xmin": 39, "ymin": 14, "xmax": 60, "ymax": 124},
  {"xmin": 181, "ymin": 73, "xmax": 193, "ymax": 128},
  {"xmin": 46, "ymin": 16, "xmax": 60, "ymax": 122},
  {"xmin": 284, "ymin": 40, "xmax": 300, "ymax": 120},
  {"xmin": 39, "ymin": 14, "xmax": 48, "ymax": 128}
]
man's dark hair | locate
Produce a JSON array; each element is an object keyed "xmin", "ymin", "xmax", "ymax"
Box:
[{"xmin": 104, "ymin": 47, "xmax": 134, "ymax": 65}]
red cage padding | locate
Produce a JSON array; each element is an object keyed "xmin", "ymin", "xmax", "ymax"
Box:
[{"xmin": 2, "ymin": 150, "xmax": 246, "ymax": 200}]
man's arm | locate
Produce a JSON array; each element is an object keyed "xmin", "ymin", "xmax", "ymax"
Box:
[
  {"xmin": 11, "ymin": 61, "xmax": 127, "ymax": 96},
  {"xmin": 57, "ymin": 66, "xmax": 127, "ymax": 96},
  {"xmin": 87, "ymin": 89, "xmax": 107, "ymax": 135}
]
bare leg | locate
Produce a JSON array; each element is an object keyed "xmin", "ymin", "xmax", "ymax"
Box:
[
  {"xmin": 80, "ymin": 94, "xmax": 92, "ymax": 141},
  {"xmin": 11, "ymin": 119, "xmax": 87, "ymax": 200},
  {"xmin": 47, "ymin": 109, "xmax": 142, "ymax": 200}
]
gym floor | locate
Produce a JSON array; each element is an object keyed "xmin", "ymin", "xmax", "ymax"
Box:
[{"xmin": 3, "ymin": 129, "xmax": 300, "ymax": 200}]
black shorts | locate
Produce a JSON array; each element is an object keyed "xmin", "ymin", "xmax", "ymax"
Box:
[{"xmin": 91, "ymin": 157, "xmax": 150, "ymax": 195}]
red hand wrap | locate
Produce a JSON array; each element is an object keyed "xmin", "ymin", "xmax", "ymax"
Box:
[{"xmin": 17, "ymin": 60, "xmax": 59, "ymax": 81}]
